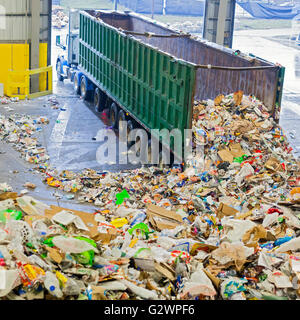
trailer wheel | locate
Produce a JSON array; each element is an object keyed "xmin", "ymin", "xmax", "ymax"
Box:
[
  {"xmin": 74, "ymin": 75, "xmax": 80, "ymax": 95},
  {"xmin": 109, "ymin": 102, "xmax": 119, "ymax": 129},
  {"xmin": 80, "ymin": 76, "xmax": 91, "ymax": 101},
  {"xmin": 158, "ymin": 151, "xmax": 165, "ymax": 168},
  {"xmin": 94, "ymin": 87, "xmax": 106, "ymax": 113},
  {"xmin": 159, "ymin": 151, "xmax": 169, "ymax": 168},
  {"xmin": 127, "ymin": 120, "xmax": 135, "ymax": 148},
  {"xmin": 56, "ymin": 61, "xmax": 64, "ymax": 82},
  {"xmin": 147, "ymin": 139, "xmax": 152, "ymax": 165},
  {"xmin": 118, "ymin": 110, "xmax": 127, "ymax": 140}
]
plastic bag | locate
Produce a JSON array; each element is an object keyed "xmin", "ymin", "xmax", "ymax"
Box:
[{"xmin": 52, "ymin": 236, "xmax": 99, "ymax": 254}]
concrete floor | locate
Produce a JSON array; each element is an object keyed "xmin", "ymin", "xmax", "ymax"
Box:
[{"xmin": 0, "ymin": 26, "xmax": 299, "ymax": 213}]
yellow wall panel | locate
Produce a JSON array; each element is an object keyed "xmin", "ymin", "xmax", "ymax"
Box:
[
  {"xmin": 39, "ymin": 43, "xmax": 48, "ymax": 92},
  {"xmin": 0, "ymin": 44, "xmax": 13, "ymax": 95},
  {"xmin": 12, "ymin": 44, "xmax": 29, "ymax": 95},
  {"xmin": 12, "ymin": 44, "xmax": 29, "ymax": 71}
]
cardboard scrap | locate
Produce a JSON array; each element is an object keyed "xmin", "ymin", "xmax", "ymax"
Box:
[
  {"xmin": 211, "ymin": 242, "xmax": 249, "ymax": 271},
  {"xmin": 45, "ymin": 205, "xmax": 97, "ymax": 237},
  {"xmin": 45, "ymin": 247, "xmax": 64, "ymax": 264},
  {"xmin": 236, "ymin": 210, "xmax": 253, "ymax": 220},
  {"xmin": 147, "ymin": 204, "xmax": 183, "ymax": 231},
  {"xmin": 230, "ymin": 120, "xmax": 254, "ymax": 135},
  {"xmin": 218, "ymin": 143, "xmax": 245, "ymax": 163},
  {"xmin": 229, "ymin": 143, "xmax": 245, "ymax": 158},
  {"xmin": 89, "ymin": 226, "xmax": 117, "ymax": 244},
  {"xmin": 214, "ymin": 94, "xmax": 225, "ymax": 105},
  {"xmin": 154, "ymin": 262, "xmax": 176, "ymax": 281},
  {"xmin": 233, "ymin": 90, "xmax": 243, "ymax": 106},
  {"xmin": 24, "ymin": 205, "xmax": 103, "ymax": 239},
  {"xmin": 265, "ymin": 157, "xmax": 283, "ymax": 172},
  {"xmin": 191, "ymin": 242, "xmax": 218, "ymax": 255},
  {"xmin": 0, "ymin": 193, "xmax": 18, "ymax": 201},
  {"xmin": 216, "ymin": 203, "xmax": 239, "ymax": 219},
  {"xmin": 91, "ymin": 285, "xmax": 107, "ymax": 300},
  {"xmin": 218, "ymin": 149, "xmax": 234, "ymax": 163},
  {"xmin": 242, "ymin": 225, "xmax": 267, "ymax": 247}
]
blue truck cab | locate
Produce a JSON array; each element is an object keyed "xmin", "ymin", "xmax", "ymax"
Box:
[{"xmin": 56, "ymin": 10, "xmax": 82, "ymax": 86}]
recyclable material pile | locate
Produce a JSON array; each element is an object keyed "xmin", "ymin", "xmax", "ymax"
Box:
[
  {"xmin": 0, "ymin": 91, "xmax": 299, "ymax": 300},
  {"xmin": 52, "ymin": 7, "xmax": 68, "ymax": 29},
  {"xmin": 0, "ymin": 97, "xmax": 19, "ymax": 104},
  {"xmin": 169, "ymin": 21, "xmax": 202, "ymax": 34},
  {"xmin": 0, "ymin": 113, "xmax": 49, "ymax": 165}
]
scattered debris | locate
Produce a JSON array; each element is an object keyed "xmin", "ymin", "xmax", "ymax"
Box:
[{"xmin": 0, "ymin": 91, "xmax": 299, "ymax": 300}]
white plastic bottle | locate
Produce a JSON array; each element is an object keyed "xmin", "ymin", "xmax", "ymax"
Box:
[{"xmin": 44, "ymin": 271, "xmax": 63, "ymax": 298}]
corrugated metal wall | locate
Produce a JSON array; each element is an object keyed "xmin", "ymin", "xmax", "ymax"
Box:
[
  {"xmin": 0, "ymin": 0, "xmax": 52, "ymax": 96},
  {"xmin": 0, "ymin": 0, "xmax": 51, "ymax": 43}
]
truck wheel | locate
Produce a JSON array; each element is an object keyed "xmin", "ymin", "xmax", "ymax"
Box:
[
  {"xmin": 159, "ymin": 151, "xmax": 168, "ymax": 168},
  {"xmin": 74, "ymin": 75, "xmax": 81, "ymax": 95},
  {"xmin": 94, "ymin": 87, "xmax": 106, "ymax": 113},
  {"xmin": 118, "ymin": 110, "xmax": 127, "ymax": 140},
  {"xmin": 80, "ymin": 76, "xmax": 91, "ymax": 101},
  {"xmin": 127, "ymin": 120, "xmax": 135, "ymax": 148},
  {"xmin": 109, "ymin": 102, "xmax": 119, "ymax": 129},
  {"xmin": 158, "ymin": 151, "xmax": 173, "ymax": 168},
  {"xmin": 56, "ymin": 61, "xmax": 64, "ymax": 82},
  {"xmin": 147, "ymin": 139, "xmax": 152, "ymax": 165}
]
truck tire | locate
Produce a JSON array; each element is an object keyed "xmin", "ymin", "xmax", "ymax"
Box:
[
  {"xmin": 56, "ymin": 61, "xmax": 64, "ymax": 82},
  {"xmin": 94, "ymin": 87, "xmax": 106, "ymax": 113},
  {"xmin": 147, "ymin": 139, "xmax": 152, "ymax": 165},
  {"xmin": 118, "ymin": 110, "xmax": 127, "ymax": 140},
  {"xmin": 80, "ymin": 76, "xmax": 91, "ymax": 101},
  {"xmin": 74, "ymin": 75, "xmax": 81, "ymax": 95},
  {"xmin": 158, "ymin": 150, "xmax": 173, "ymax": 168},
  {"xmin": 127, "ymin": 120, "xmax": 135, "ymax": 148},
  {"xmin": 109, "ymin": 102, "xmax": 119, "ymax": 129},
  {"xmin": 158, "ymin": 151, "xmax": 165, "ymax": 168}
]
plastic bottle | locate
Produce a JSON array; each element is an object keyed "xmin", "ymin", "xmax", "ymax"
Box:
[
  {"xmin": 130, "ymin": 212, "xmax": 146, "ymax": 226},
  {"xmin": 274, "ymin": 236, "xmax": 293, "ymax": 247},
  {"xmin": 121, "ymin": 231, "xmax": 132, "ymax": 251},
  {"xmin": 44, "ymin": 271, "xmax": 63, "ymax": 298},
  {"xmin": 120, "ymin": 279, "xmax": 158, "ymax": 300},
  {"xmin": 32, "ymin": 220, "xmax": 49, "ymax": 238}
]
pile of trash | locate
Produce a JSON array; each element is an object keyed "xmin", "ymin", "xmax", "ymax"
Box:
[
  {"xmin": 52, "ymin": 8, "xmax": 69, "ymax": 29},
  {"xmin": 0, "ymin": 91, "xmax": 299, "ymax": 300},
  {"xmin": 169, "ymin": 21, "xmax": 202, "ymax": 34},
  {"xmin": 0, "ymin": 97, "xmax": 19, "ymax": 105},
  {"xmin": 0, "ymin": 113, "xmax": 49, "ymax": 165}
]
